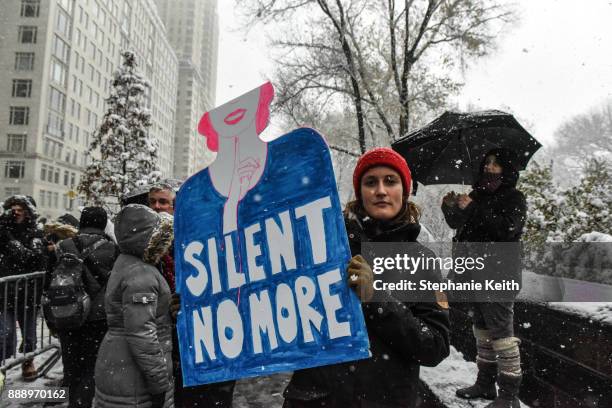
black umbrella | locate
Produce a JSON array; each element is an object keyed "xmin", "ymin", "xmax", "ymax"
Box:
[{"xmin": 392, "ymin": 110, "xmax": 542, "ymax": 186}]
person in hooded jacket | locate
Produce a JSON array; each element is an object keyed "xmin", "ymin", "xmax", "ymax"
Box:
[
  {"xmin": 442, "ymin": 148, "xmax": 526, "ymax": 408},
  {"xmin": 0, "ymin": 195, "xmax": 46, "ymax": 380},
  {"xmin": 95, "ymin": 204, "xmax": 174, "ymax": 408},
  {"xmin": 148, "ymin": 184, "xmax": 236, "ymax": 408},
  {"xmin": 53, "ymin": 207, "xmax": 118, "ymax": 408},
  {"xmin": 283, "ymin": 147, "xmax": 451, "ymax": 408}
]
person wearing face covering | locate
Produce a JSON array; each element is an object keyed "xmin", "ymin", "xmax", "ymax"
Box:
[{"xmin": 442, "ymin": 148, "xmax": 527, "ymax": 408}]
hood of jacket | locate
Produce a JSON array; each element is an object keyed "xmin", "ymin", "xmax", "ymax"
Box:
[
  {"xmin": 114, "ymin": 204, "xmax": 173, "ymax": 264},
  {"xmin": 3, "ymin": 195, "xmax": 38, "ymax": 227},
  {"xmin": 475, "ymin": 148, "xmax": 520, "ymax": 188},
  {"xmin": 44, "ymin": 222, "xmax": 78, "ymax": 241}
]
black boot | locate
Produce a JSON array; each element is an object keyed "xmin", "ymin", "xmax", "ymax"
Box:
[
  {"xmin": 484, "ymin": 373, "xmax": 522, "ymax": 408},
  {"xmin": 456, "ymin": 360, "xmax": 497, "ymax": 400}
]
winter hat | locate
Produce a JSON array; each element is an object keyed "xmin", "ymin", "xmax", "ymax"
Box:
[
  {"xmin": 3, "ymin": 195, "xmax": 38, "ymax": 218},
  {"xmin": 353, "ymin": 147, "xmax": 412, "ymax": 198},
  {"xmin": 80, "ymin": 207, "xmax": 108, "ymax": 230},
  {"xmin": 57, "ymin": 213, "xmax": 80, "ymax": 229}
]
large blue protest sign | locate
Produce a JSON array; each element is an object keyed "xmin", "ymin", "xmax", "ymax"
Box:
[{"xmin": 174, "ymin": 83, "xmax": 370, "ymax": 386}]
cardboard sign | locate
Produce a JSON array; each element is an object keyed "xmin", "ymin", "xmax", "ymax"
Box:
[{"xmin": 174, "ymin": 83, "xmax": 370, "ymax": 386}]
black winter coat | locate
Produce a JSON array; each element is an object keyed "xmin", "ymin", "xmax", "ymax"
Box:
[
  {"xmin": 441, "ymin": 149, "xmax": 527, "ymax": 288},
  {"xmin": 56, "ymin": 227, "xmax": 119, "ymax": 322},
  {"xmin": 284, "ymin": 214, "xmax": 451, "ymax": 408},
  {"xmin": 0, "ymin": 199, "xmax": 47, "ymax": 310},
  {"xmin": 441, "ymin": 185, "xmax": 526, "ymax": 244}
]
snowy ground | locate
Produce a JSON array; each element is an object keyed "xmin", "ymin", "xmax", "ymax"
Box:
[
  {"xmin": 2, "ymin": 346, "xmax": 507, "ymax": 408},
  {"xmin": 420, "ymin": 346, "xmax": 527, "ymax": 408}
]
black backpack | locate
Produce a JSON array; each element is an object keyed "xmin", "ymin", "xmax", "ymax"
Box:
[{"xmin": 42, "ymin": 236, "xmax": 106, "ymax": 330}]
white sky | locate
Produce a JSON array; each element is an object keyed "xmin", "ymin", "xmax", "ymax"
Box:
[{"xmin": 216, "ymin": 0, "xmax": 612, "ymax": 147}]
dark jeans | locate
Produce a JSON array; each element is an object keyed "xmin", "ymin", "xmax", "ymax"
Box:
[
  {"xmin": 58, "ymin": 320, "xmax": 107, "ymax": 408},
  {"xmin": 0, "ymin": 305, "xmax": 37, "ymax": 362}
]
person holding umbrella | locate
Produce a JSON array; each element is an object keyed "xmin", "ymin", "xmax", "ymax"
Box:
[{"xmin": 442, "ymin": 148, "xmax": 526, "ymax": 408}]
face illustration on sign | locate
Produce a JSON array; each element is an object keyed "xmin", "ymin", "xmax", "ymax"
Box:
[
  {"xmin": 207, "ymin": 86, "xmax": 260, "ymax": 138},
  {"xmin": 198, "ymin": 82, "xmax": 274, "ymax": 233}
]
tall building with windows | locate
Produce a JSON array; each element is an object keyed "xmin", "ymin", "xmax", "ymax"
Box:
[
  {"xmin": 155, "ymin": 0, "xmax": 219, "ymax": 179},
  {"xmin": 0, "ymin": 0, "xmax": 178, "ymax": 219}
]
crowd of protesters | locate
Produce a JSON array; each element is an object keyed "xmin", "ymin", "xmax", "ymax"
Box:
[{"xmin": 0, "ymin": 145, "xmax": 526, "ymax": 408}]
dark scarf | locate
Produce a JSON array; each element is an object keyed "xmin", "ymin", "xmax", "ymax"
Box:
[
  {"xmin": 476, "ymin": 172, "xmax": 503, "ymax": 193},
  {"xmin": 359, "ymin": 214, "xmax": 421, "ymax": 242}
]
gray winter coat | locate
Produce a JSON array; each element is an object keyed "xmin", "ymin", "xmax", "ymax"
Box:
[{"xmin": 94, "ymin": 205, "xmax": 175, "ymax": 408}]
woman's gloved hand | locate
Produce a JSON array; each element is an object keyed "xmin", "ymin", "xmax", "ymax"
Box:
[
  {"xmin": 150, "ymin": 391, "xmax": 165, "ymax": 408},
  {"xmin": 170, "ymin": 293, "xmax": 181, "ymax": 321},
  {"xmin": 347, "ymin": 255, "xmax": 374, "ymax": 302}
]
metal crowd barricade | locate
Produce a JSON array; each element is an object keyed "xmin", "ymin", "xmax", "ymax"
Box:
[{"xmin": 0, "ymin": 271, "xmax": 61, "ymax": 380}]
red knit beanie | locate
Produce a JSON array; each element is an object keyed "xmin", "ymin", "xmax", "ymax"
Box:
[{"xmin": 353, "ymin": 147, "xmax": 412, "ymax": 198}]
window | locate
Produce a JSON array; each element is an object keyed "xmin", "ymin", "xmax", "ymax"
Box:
[
  {"xmin": 63, "ymin": 170, "xmax": 69, "ymax": 186},
  {"xmin": 5, "ymin": 161, "xmax": 25, "ymax": 178},
  {"xmin": 9, "ymin": 107, "xmax": 29, "ymax": 125},
  {"xmin": 54, "ymin": 168, "xmax": 60, "ymax": 184},
  {"xmin": 5, "ymin": 187, "xmax": 21, "ymax": 197},
  {"xmin": 52, "ymin": 35, "xmax": 70, "ymax": 64},
  {"xmin": 7, "ymin": 134, "xmax": 27, "ymax": 152},
  {"xmin": 121, "ymin": 1, "xmax": 131, "ymax": 32},
  {"xmin": 50, "ymin": 59, "xmax": 67, "ymax": 87},
  {"xmin": 49, "ymin": 87, "xmax": 66, "ymax": 112},
  {"xmin": 58, "ymin": 0, "xmax": 73, "ymax": 14},
  {"xmin": 18, "ymin": 26, "xmax": 37, "ymax": 43},
  {"xmin": 87, "ymin": 110, "xmax": 98, "ymax": 128},
  {"xmin": 75, "ymin": 29, "xmax": 81, "ymax": 47},
  {"xmin": 56, "ymin": 9, "xmax": 71, "ymax": 38},
  {"xmin": 21, "ymin": 0, "xmax": 40, "ymax": 17},
  {"xmin": 12, "ymin": 80, "xmax": 32, "ymax": 98},
  {"xmin": 47, "ymin": 111, "xmax": 65, "ymax": 138},
  {"xmin": 40, "ymin": 163, "xmax": 47, "ymax": 180},
  {"xmin": 15, "ymin": 52, "xmax": 35, "ymax": 70}
]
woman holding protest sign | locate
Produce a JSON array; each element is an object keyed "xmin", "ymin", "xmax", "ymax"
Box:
[{"xmin": 283, "ymin": 147, "xmax": 451, "ymax": 408}]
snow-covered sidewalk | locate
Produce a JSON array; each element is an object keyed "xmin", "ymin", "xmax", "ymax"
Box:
[
  {"xmin": 421, "ymin": 346, "xmax": 527, "ymax": 408},
  {"xmin": 2, "ymin": 347, "xmax": 66, "ymax": 407}
]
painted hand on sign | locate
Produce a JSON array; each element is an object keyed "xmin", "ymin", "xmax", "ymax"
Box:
[{"xmin": 175, "ymin": 82, "xmax": 370, "ymax": 386}]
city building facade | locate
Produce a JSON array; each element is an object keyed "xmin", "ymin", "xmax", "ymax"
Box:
[
  {"xmin": 155, "ymin": 0, "xmax": 219, "ymax": 179},
  {"xmin": 0, "ymin": 0, "xmax": 178, "ymax": 219}
]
